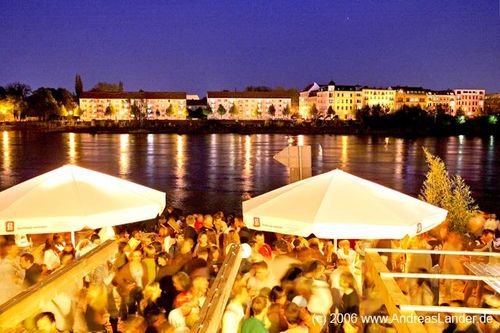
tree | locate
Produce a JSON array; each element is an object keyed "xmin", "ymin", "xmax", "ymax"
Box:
[
  {"xmin": 229, "ymin": 104, "xmax": 239, "ymax": 117},
  {"xmin": 251, "ymin": 105, "xmax": 259, "ymax": 118},
  {"xmin": 327, "ymin": 106, "xmax": 336, "ymax": 118},
  {"xmin": 26, "ymin": 88, "xmax": 59, "ymax": 121},
  {"xmin": 90, "ymin": 82, "xmax": 123, "ymax": 92},
  {"xmin": 5, "ymin": 82, "xmax": 31, "ymax": 119},
  {"xmin": 419, "ymin": 148, "xmax": 478, "ymax": 234},
  {"xmin": 245, "ymin": 86, "xmax": 272, "ymax": 92},
  {"xmin": 75, "ymin": 74, "xmax": 83, "ymax": 97},
  {"xmin": 282, "ymin": 104, "xmax": 291, "ymax": 118},
  {"xmin": 50, "ymin": 88, "xmax": 77, "ymax": 117},
  {"xmin": 166, "ymin": 104, "xmax": 174, "ymax": 117},
  {"xmin": 118, "ymin": 81, "xmax": 124, "ymax": 92},
  {"xmin": 448, "ymin": 175, "xmax": 479, "ymax": 233},
  {"xmin": 217, "ymin": 104, "xmax": 226, "ymax": 118},
  {"xmin": 455, "ymin": 107, "xmax": 465, "ymax": 117},
  {"xmin": 420, "ymin": 148, "xmax": 453, "ymax": 209},
  {"xmin": 371, "ymin": 104, "xmax": 386, "ymax": 117},
  {"xmin": 105, "ymin": 104, "xmax": 116, "ymax": 118},
  {"xmin": 202, "ymin": 105, "xmax": 213, "ymax": 117},
  {"xmin": 130, "ymin": 102, "xmax": 143, "ymax": 120},
  {"xmin": 190, "ymin": 107, "xmax": 206, "ymax": 119},
  {"xmin": 268, "ymin": 104, "xmax": 276, "ymax": 117},
  {"xmin": 179, "ymin": 107, "xmax": 189, "ymax": 119},
  {"xmin": 0, "ymin": 97, "xmax": 17, "ymax": 121},
  {"xmin": 5, "ymin": 82, "xmax": 31, "ymax": 99},
  {"xmin": 309, "ymin": 103, "xmax": 319, "ymax": 119}
]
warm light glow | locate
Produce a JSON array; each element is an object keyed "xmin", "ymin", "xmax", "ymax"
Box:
[
  {"xmin": 394, "ymin": 139, "xmax": 403, "ymax": 178},
  {"xmin": 119, "ymin": 134, "xmax": 130, "ymax": 174},
  {"xmin": 176, "ymin": 135, "xmax": 185, "ymax": 179},
  {"xmin": 340, "ymin": 135, "xmax": 348, "ymax": 169},
  {"xmin": 2, "ymin": 131, "xmax": 11, "ymax": 174},
  {"xmin": 68, "ymin": 132, "xmax": 76, "ymax": 164},
  {"xmin": 243, "ymin": 135, "xmax": 252, "ymax": 192},
  {"xmin": 229, "ymin": 135, "xmax": 236, "ymax": 169},
  {"xmin": 297, "ymin": 135, "xmax": 304, "ymax": 146},
  {"xmin": 241, "ymin": 243, "xmax": 252, "ymax": 259},
  {"xmin": 456, "ymin": 135, "xmax": 464, "ymax": 172}
]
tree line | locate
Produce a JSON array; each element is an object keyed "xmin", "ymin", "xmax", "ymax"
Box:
[
  {"xmin": 0, "ymin": 82, "xmax": 77, "ymax": 121},
  {"xmin": 0, "ymin": 75, "xmax": 126, "ymax": 121}
]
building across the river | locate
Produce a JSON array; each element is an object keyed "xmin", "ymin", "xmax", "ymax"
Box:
[
  {"xmin": 298, "ymin": 81, "xmax": 487, "ymax": 119},
  {"xmin": 206, "ymin": 91, "xmax": 294, "ymax": 120},
  {"xmin": 79, "ymin": 91, "xmax": 187, "ymax": 120}
]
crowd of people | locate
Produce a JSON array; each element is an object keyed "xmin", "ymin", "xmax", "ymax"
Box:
[{"xmin": 0, "ymin": 209, "xmax": 499, "ymax": 333}]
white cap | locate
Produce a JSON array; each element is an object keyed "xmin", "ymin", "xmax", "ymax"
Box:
[{"xmin": 292, "ymin": 295, "xmax": 307, "ymax": 308}]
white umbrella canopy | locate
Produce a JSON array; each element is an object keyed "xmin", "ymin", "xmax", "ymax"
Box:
[
  {"xmin": 0, "ymin": 165, "xmax": 166, "ymax": 235},
  {"xmin": 243, "ymin": 169, "xmax": 447, "ymax": 239}
]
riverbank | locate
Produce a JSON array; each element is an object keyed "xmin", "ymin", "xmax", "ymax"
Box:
[{"xmin": 1, "ymin": 118, "xmax": 499, "ymax": 136}]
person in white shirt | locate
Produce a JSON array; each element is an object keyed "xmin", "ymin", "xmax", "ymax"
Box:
[
  {"xmin": 43, "ymin": 239, "xmax": 61, "ymax": 271},
  {"xmin": 246, "ymin": 261, "xmax": 279, "ymax": 297},
  {"xmin": 337, "ymin": 240, "xmax": 358, "ymax": 271},
  {"xmin": 329, "ymin": 259, "xmax": 351, "ymax": 308},
  {"xmin": 222, "ymin": 283, "xmax": 249, "ymax": 333}
]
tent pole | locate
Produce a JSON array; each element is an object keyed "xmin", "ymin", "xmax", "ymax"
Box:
[
  {"xmin": 333, "ymin": 238, "xmax": 337, "ymax": 254},
  {"xmin": 71, "ymin": 231, "xmax": 76, "ymax": 247}
]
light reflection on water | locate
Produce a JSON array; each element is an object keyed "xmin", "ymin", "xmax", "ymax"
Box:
[
  {"xmin": 2, "ymin": 131, "xmax": 11, "ymax": 186},
  {"xmin": 0, "ymin": 132, "xmax": 498, "ymax": 216},
  {"xmin": 119, "ymin": 134, "xmax": 129, "ymax": 175},
  {"xmin": 68, "ymin": 132, "xmax": 76, "ymax": 164}
]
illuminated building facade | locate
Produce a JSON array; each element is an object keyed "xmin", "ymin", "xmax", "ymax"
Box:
[
  {"xmin": 333, "ymin": 85, "xmax": 362, "ymax": 120},
  {"xmin": 79, "ymin": 92, "xmax": 187, "ymax": 120},
  {"xmin": 316, "ymin": 82, "xmax": 335, "ymax": 116},
  {"xmin": 207, "ymin": 91, "xmax": 294, "ymax": 120},
  {"xmin": 426, "ymin": 90, "xmax": 455, "ymax": 114},
  {"xmin": 453, "ymin": 89, "xmax": 485, "ymax": 117},
  {"xmin": 362, "ymin": 88, "xmax": 396, "ymax": 112},
  {"xmin": 299, "ymin": 82, "xmax": 320, "ymax": 118},
  {"xmin": 394, "ymin": 87, "xmax": 428, "ymax": 110}
]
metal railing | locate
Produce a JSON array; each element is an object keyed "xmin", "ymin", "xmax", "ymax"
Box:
[
  {"xmin": 365, "ymin": 248, "xmax": 500, "ymax": 333},
  {"xmin": 191, "ymin": 244, "xmax": 242, "ymax": 333}
]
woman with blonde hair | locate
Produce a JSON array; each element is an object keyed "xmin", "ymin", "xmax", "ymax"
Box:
[
  {"xmin": 84, "ymin": 283, "xmax": 108, "ymax": 332},
  {"xmin": 140, "ymin": 282, "xmax": 163, "ymax": 316}
]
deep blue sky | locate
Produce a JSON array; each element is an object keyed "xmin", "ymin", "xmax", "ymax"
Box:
[{"xmin": 1, "ymin": 1, "xmax": 499, "ymax": 95}]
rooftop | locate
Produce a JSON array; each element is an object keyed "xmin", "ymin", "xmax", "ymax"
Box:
[
  {"xmin": 80, "ymin": 91, "xmax": 187, "ymax": 99},
  {"xmin": 207, "ymin": 91, "xmax": 295, "ymax": 99}
]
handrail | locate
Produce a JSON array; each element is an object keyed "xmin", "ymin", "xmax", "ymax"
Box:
[
  {"xmin": 191, "ymin": 244, "xmax": 242, "ymax": 333},
  {"xmin": 0, "ymin": 239, "xmax": 118, "ymax": 330},
  {"xmin": 365, "ymin": 248, "xmax": 497, "ymax": 256},
  {"xmin": 365, "ymin": 251, "xmax": 427, "ymax": 333}
]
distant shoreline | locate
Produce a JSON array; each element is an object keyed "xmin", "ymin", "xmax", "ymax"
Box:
[{"xmin": 1, "ymin": 119, "xmax": 498, "ymax": 137}]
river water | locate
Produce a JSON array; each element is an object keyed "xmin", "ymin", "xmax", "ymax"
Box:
[{"xmin": 0, "ymin": 131, "xmax": 498, "ymax": 217}]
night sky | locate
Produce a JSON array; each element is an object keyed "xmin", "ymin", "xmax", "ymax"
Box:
[{"xmin": 1, "ymin": 0, "xmax": 499, "ymax": 95}]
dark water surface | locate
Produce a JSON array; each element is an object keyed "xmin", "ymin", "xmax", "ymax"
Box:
[{"xmin": 1, "ymin": 132, "xmax": 498, "ymax": 217}]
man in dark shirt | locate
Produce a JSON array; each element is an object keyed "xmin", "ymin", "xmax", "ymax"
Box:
[{"xmin": 20, "ymin": 252, "xmax": 42, "ymax": 287}]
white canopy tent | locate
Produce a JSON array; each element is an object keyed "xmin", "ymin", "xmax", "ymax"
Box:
[
  {"xmin": 243, "ymin": 169, "xmax": 447, "ymax": 239},
  {"xmin": 0, "ymin": 165, "xmax": 166, "ymax": 235}
]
